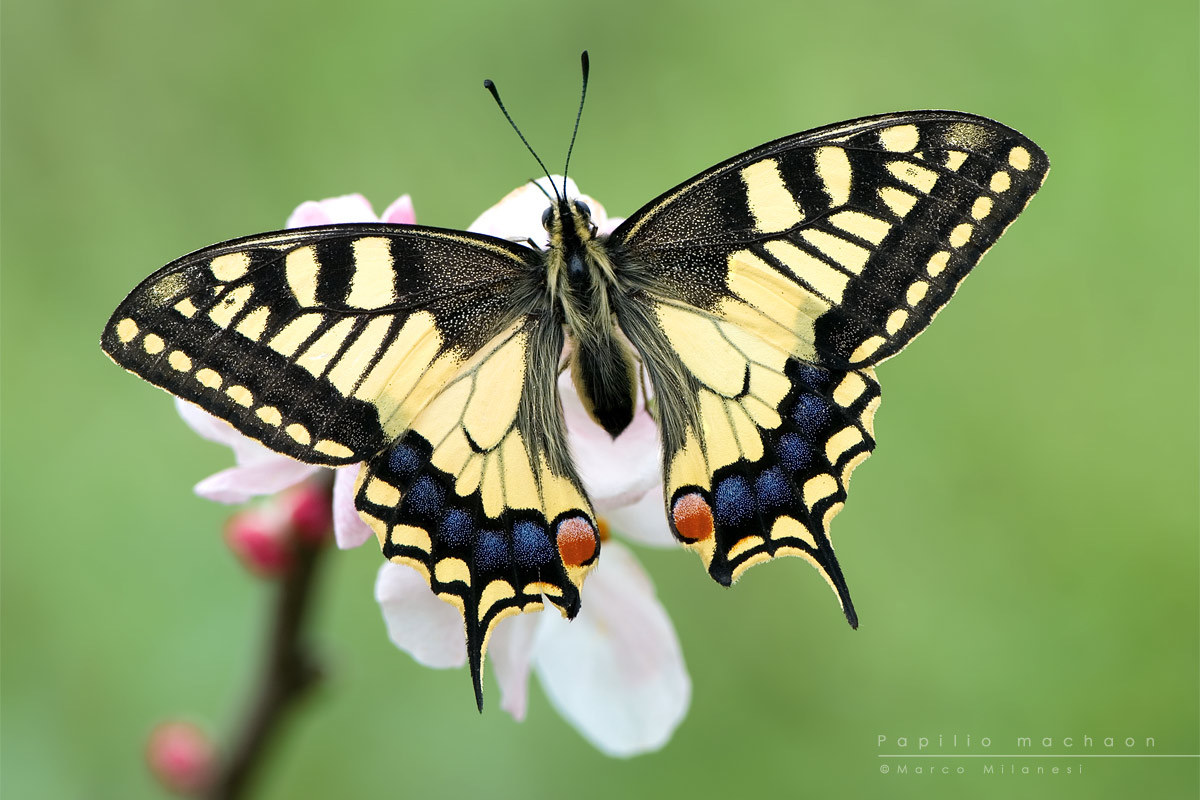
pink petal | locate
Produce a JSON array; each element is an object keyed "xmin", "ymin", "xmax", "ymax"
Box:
[
  {"xmin": 175, "ymin": 398, "xmax": 243, "ymax": 448},
  {"xmin": 381, "ymin": 195, "xmax": 417, "ymax": 225},
  {"xmin": 533, "ymin": 541, "xmax": 690, "ymax": 757},
  {"xmin": 487, "ymin": 611, "xmax": 542, "ymax": 722},
  {"xmin": 374, "ymin": 563, "xmax": 466, "ymax": 669},
  {"xmin": 193, "ymin": 459, "xmax": 319, "ymax": 505},
  {"xmin": 177, "ymin": 400, "xmax": 319, "ymax": 503},
  {"xmin": 602, "ymin": 484, "xmax": 677, "ymax": 548},
  {"xmin": 332, "ymin": 465, "xmax": 374, "ymax": 549},
  {"xmin": 558, "ymin": 373, "xmax": 661, "ymax": 511},
  {"xmin": 286, "ymin": 194, "xmax": 378, "ymax": 228},
  {"xmin": 286, "ymin": 201, "xmax": 335, "ymax": 229},
  {"xmin": 175, "ymin": 398, "xmax": 286, "ymax": 467}
]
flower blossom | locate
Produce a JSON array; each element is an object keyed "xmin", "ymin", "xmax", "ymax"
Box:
[{"xmin": 177, "ymin": 180, "xmax": 690, "ymax": 756}]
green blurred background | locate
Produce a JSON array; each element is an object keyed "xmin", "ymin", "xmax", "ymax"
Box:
[{"xmin": 3, "ymin": 0, "xmax": 1197, "ymax": 797}]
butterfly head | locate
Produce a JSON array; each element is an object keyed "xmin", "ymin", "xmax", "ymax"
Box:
[{"xmin": 542, "ymin": 198, "xmax": 597, "ymax": 246}]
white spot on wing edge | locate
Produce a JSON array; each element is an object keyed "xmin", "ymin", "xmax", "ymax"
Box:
[
  {"xmin": 1008, "ymin": 146, "xmax": 1031, "ymax": 170},
  {"xmin": 115, "ymin": 318, "xmax": 139, "ymax": 343}
]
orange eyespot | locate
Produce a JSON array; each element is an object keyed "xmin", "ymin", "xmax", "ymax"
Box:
[
  {"xmin": 556, "ymin": 516, "xmax": 598, "ymax": 567},
  {"xmin": 672, "ymin": 493, "xmax": 714, "ymax": 541}
]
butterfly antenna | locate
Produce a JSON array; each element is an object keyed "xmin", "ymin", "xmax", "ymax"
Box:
[
  {"xmin": 484, "ymin": 78, "xmax": 560, "ymax": 201},
  {"xmin": 562, "ymin": 50, "xmax": 590, "ymax": 184}
]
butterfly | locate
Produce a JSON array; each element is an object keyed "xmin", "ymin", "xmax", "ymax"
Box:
[{"xmin": 102, "ymin": 53, "xmax": 1048, "ymax": 709}]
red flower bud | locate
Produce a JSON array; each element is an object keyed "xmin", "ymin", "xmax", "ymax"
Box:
[
  {"xmin": 225, "ymin": 508, "xmax": 291, "ymax": 577},
  {"xmin": 285, "ymin": 482, "xmax": 333, "ymax": 544},
  {"xmin": 145, "ymin": 720, "xmax": 216, "ymax": 796}
]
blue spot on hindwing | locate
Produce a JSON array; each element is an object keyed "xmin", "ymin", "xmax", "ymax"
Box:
[
  {"xmin": 714, "ymin": 475, "xmax": 755, "ymax": 528},
  {"xmin": 790, "ymin": 393, "xmax": 833, "ymax": 435},
  {"xmin": 404, "ymin": 476, "xmax": 443, "ymax": 520},
  {"xmin": 436, "ymin": 508, "xmax": 475, "ymax": 548},
  {"xmin": 387, "ymin": 441, "xmax": 424, "ymax": 482},
  {"xmin": 796, "ymin": 364, "xmax": 832, "ymax": 391},
  {"xmin": 776, "ymin": 432, "xmax": 814, "ymax": 472},
  {"xmin": 755, "ymin": 467, "xmax": 793, "ymax": 512},
  {"xmin": 475, "ymin": 529, "xmax": 510, "ymax": 573},
  {"xmin": 512, "ymin": 520, "xmax": 555, "ymax": 567}
]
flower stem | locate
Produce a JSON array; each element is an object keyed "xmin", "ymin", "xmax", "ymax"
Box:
[{"xmin": 203, "ymin": 537, "xmax": 326, "ymax": 800}]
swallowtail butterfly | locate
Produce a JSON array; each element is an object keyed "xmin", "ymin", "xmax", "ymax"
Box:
[{"xmin": 102, "ymin": 53, "xmax": 1048, "ymax": 708}]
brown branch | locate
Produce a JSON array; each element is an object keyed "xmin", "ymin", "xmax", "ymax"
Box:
[{"xmin": 202, "ymin": 536, "xmax": 327, "ymax": 800}]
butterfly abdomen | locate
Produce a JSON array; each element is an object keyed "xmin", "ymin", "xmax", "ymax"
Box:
[{"xmin": 568, "ymin": 334, "xmax": 638, "ymax": 437}]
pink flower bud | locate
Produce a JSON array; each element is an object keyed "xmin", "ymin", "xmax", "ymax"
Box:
[
  {"xmin": 224, "ymin": 508, "xmax": 292, "ymax": 577},
  {"xmin": 145, "ymin": 720, "xmax": 216, "ymax": 796},
  {"xmin": 284, "ymin": 483, "xmax": 333, "ymax": 545}
]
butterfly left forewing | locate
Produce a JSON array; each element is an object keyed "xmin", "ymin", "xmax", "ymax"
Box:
[{"xmin": 353, "ymin": 315, "xmax": 601, "ymax": 708}]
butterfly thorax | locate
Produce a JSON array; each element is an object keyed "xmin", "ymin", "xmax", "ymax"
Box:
[{"xmin": 542, "ymin": 198, "xmax": 638, "ymax": 438}]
